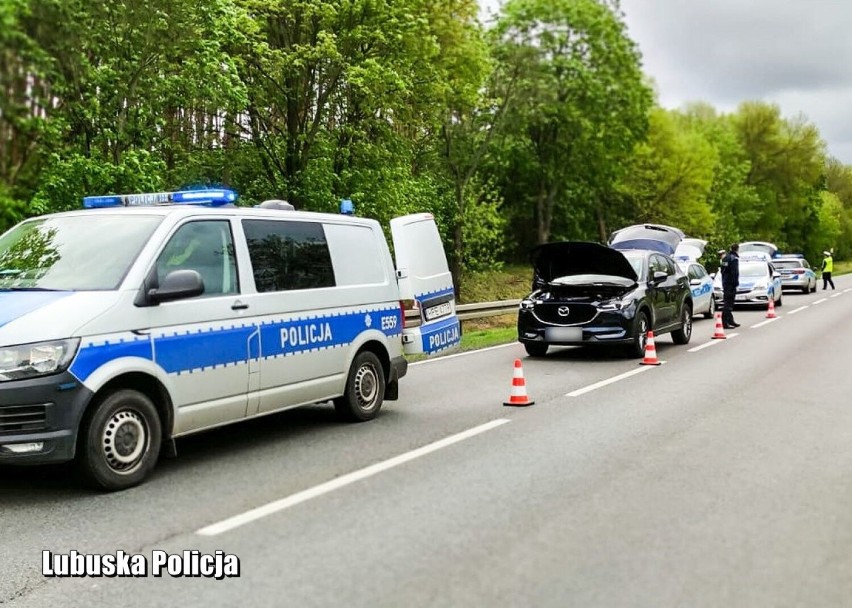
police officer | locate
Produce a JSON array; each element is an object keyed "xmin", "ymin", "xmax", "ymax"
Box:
[
  {"xmin": 720, "ymin": 243, "xmax": 740, "ymax": 328},
  {"xmin": 821, "ymin": 250, "xmax": 835, "ymax": 290}
]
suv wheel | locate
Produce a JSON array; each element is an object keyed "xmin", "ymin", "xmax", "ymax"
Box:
[
  {"xmin": 671, "ymin": 304, "xmax": 693, "ymax": 345},
  {"xmin": 626, "ymin": 312, "xmax": 650, "ymax": 358}
]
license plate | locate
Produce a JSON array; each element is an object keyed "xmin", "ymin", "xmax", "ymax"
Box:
[
  {"xmin": 424, "ymin": 301, "xmax": 453, "ymax": 321},
  {"xmin": 545, "ymin": 327, "xmax": 583, "ymax": 342},
  {"xmin": 735, "ymin": 295, "xmax": 747, "ymax": 301}
]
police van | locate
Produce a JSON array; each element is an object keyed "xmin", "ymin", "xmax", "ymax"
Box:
[{"xmin": 0, "ymin": 189, "xmax": 461, "ymax": 490}]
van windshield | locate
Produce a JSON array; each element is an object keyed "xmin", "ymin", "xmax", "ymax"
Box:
[{"xmin": 0, "ymin": 215, "xmax": 162, "ymax": 291}]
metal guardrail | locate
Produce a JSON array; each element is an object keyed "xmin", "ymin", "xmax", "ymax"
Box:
[{"xmin": 456, "ymin": 299, "xmax": 521, "ymax": 321}]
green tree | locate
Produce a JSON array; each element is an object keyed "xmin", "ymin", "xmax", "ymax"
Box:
[
  {"xmin": 616, "ymin": 108, "xmax": 717, "ymax": 237},
  {"xmin": 492, "ymin": 0, "xmax": 652, "ymax": 246}
]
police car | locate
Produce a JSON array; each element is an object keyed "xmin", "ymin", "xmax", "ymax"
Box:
[
  {"xmin": 772, "ymin": 254, "xmax": 818, "ymax": 293},
  {"xmin": 713, "ymin": 251, "xmax": 783, "ymax": 309},
  {"xmin": 674, "ymin": 238, "xmax": 715, "ymax": 319},
  {"xmin": 0, "ymin": 189, "xmax": 461, "ymax": 490}
]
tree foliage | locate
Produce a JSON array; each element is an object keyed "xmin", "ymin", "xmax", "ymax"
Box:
[{"xmin": 1, "ymin": 0, "xmax": 850, "ymax": 294}]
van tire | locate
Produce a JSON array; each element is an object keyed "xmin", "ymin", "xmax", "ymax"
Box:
[
  {"xmin": 78, "ymin": 389, "xmax": 162, "ymax": 491},
  {"xmin": 334, "ymin": 352, "xmax": 385, "ymax": 422}
]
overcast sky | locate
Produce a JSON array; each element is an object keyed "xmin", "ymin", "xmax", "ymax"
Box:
[{"xmin": 479, "ymin": 0, "xmax": 852, "ymax": 163}]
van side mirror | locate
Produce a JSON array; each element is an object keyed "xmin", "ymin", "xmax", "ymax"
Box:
[
  {"xmin": 652, "ymin": 271, "xmax": 667, "ymax": 284},
  {"xmin": 147, "ymin": 270, "xmax": 204, "ymax": 305}
]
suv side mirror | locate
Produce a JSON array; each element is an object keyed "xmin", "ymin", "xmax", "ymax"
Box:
[{"xmin": 652, "ymin": 271, "xmax": 667, "ymax": 284}]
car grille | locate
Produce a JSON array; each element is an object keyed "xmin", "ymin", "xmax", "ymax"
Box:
[
  {"xmin": 532, "ymin": 303, "xmax": 598, "ymax": 326},
  {"xmin": 0, "ymin": 404, "xmax": 48, "ymax": 435}
]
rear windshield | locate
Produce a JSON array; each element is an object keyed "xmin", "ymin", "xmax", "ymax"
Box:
[{"xmin": 773, "ymin": 259, "xmax": 802, "ymax": 269}]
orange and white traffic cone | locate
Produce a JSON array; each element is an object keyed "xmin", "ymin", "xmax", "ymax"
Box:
[
  {"xmin": 711, "ymin": 311, "xmax": 727, "ymax": 339},
  {"xmin": 766, "ymin": 296, "xmax": 777, "ymax": 319},
  {"xmin": 503, "ymin": 359, "xmax": 535, "ymax": 407},
  {"xmin": 639, "ymin": 330, "xmax": 662, "ymax": 366}
]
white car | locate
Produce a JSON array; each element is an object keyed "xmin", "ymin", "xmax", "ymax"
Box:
[
  {"xmin": 713, "ymin": 253, "xmax": 783, "ymax": 309},
  {"xmin": 674, "ymin": 238, "xmax": 715, "ymax": 319}
]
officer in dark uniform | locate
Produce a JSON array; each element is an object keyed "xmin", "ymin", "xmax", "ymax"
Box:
[{"xmin": 720, "ymin": 243, "xmax": 740, "ymax": 328}]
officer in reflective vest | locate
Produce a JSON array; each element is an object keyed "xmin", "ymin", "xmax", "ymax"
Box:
[{"xmin": 821, "ymin": 250, "xmax": 835, "ymax": 290}]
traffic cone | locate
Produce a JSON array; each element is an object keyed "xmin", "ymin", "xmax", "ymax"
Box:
[
  {"xmin": 711, "ymin": 311, "xmax": 727, "ymax": 339},
  {"xmin": 503, "ymin": 359, "xmax": 535, "ymax": 406},
  {"xmin": 766, "ymin": 296, "xmax": 777, "ymax": 319},
  {"xmin": 639, "ymin": 330, "xmax": 662, "ymax": 366}
]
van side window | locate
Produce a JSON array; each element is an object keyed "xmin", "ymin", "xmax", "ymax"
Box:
[
  {"xmin": 243, "ymin": 220, "xmax": 335, "ymax": 292},
  {"xmin": 156, "ymin": 220, "xmax": 238, "ymax": 296}
]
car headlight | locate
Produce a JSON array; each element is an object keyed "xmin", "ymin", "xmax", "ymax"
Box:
[
  {"xmin": 0, "ymin": 339, "xmax": 80, "ymax": 382},
  {"xmin": 598, "ymin": 298, "xmax": 634, "ymax": 311}
]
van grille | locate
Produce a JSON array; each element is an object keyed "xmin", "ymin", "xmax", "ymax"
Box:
[{"xmin": 0, "ymin": 404, "xmax": 48, "ymax": 435}]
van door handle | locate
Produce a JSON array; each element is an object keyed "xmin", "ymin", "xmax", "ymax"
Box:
[{"xmin": 231, "ymin": 301, "xmax": 249, "ymax": 311}]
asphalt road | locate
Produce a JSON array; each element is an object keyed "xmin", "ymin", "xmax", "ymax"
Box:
[{"xmin": 3, "ymin": 279, "xmax": 852, "ymax": 607}]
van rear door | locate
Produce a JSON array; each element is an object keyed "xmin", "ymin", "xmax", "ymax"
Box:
[{"xmin": 390, "ymin": 214, "xmax": 461, "ymax": 356}]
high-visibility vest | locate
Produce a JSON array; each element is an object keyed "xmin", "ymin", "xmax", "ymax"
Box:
[{"xmin": 823, "ymin": 256, "xmax": 833, "ymax": 273}]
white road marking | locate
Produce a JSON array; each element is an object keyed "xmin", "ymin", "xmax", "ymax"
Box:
[
  {"xmin": 566, "ymin": 364, "xmax": 664, "ymax": 397},
  {"xmin": 787, "ymin": 305, "xmax": 808, "ymax": 315},
  {"xmin": 751, "ymin": 317, "xmax": 781, "ymax": 328},
  {"xmin": 844, "ymin": 288, "xmax": 852, "ymax": 293},
  {"xmin": 688, "ymin": 333, "xmax": 740, "ymax": 352},
  {"xmin": 196, "ymin": 419, "xmax": 511, "ymax": 536},
  {"xmin": 813, "ymin": 298, "xmax": 828, "ymax": 305},
  {"xmin": 831, "ymin": 292, "xmax": 843, "ymax": 298},
  {"xmin": 410, "ymin": 342, "xmax": 516, "ymax": 366}
]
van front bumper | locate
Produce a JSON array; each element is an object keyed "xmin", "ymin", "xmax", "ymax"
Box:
[{"xmin": 0, "ymin": 372, "xmax": 92, "ymax": 464}]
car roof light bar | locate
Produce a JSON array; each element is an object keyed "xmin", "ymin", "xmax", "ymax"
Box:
[{"xmin": 83, "ymin": 189, "xmax": 238, "ymax": 209}]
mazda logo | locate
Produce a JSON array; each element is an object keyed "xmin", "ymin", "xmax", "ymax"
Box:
[{"xmin": 557, "ymin": 306, "xmax": 570, "ymax": 317}]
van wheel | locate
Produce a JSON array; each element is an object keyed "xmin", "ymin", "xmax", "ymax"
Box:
[
  {"xmin": 335, "ymin": 352, "xmax": 385, "ymax": 422},
  {"xmin": 78, "ymin": 389, "xmax": 162, "ymax": 491}
]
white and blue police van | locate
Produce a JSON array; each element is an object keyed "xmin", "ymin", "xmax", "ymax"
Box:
[{"xmin": 0, "ymin": 189, "xmax": 461, "ymax": 490}]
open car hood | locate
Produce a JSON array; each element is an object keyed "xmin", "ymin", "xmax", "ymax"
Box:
[
  {"xmin": 530, "ymin": 242, "xmax": 638, "ymax": 285},
  {"xmin": 674, "ymin": 238, "xmax": 708, "ymax": 263},
  {"xmin": 609, "ymin": 224, "xmax": 684, "ymax": 256},
  {"xmin": 739, "ymin": 241, "xmax": 778, "ymax": 258}
]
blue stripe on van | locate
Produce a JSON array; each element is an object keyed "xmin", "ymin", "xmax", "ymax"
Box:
[
  {"xmin": 70, "ymin": 337, "xmax": 153, "ymax": 381},
  {"xmin": 420, "ymin": 315, "xmax": 461, "ymax": 354},
  {"xmin": 415, "ymin": 286, "xmax": 455, "ymax": 301},
  {"xmin": 68, "ymin": 306, "xmax": 402, "ymax": 383}
]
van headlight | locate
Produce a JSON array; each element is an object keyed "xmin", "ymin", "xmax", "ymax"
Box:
[{"xmin": 0, "ymin": 339, "xmax": 80, "ymax": 382}]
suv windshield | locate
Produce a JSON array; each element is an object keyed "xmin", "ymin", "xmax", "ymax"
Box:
[{"xmin": 0, "ymin": 215, "xmax": 162, "ymax": 291}]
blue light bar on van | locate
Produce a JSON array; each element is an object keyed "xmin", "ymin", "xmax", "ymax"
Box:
[{"xmin": 83, "ymin": 189, "xmax": 238, "ymax": 209}]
